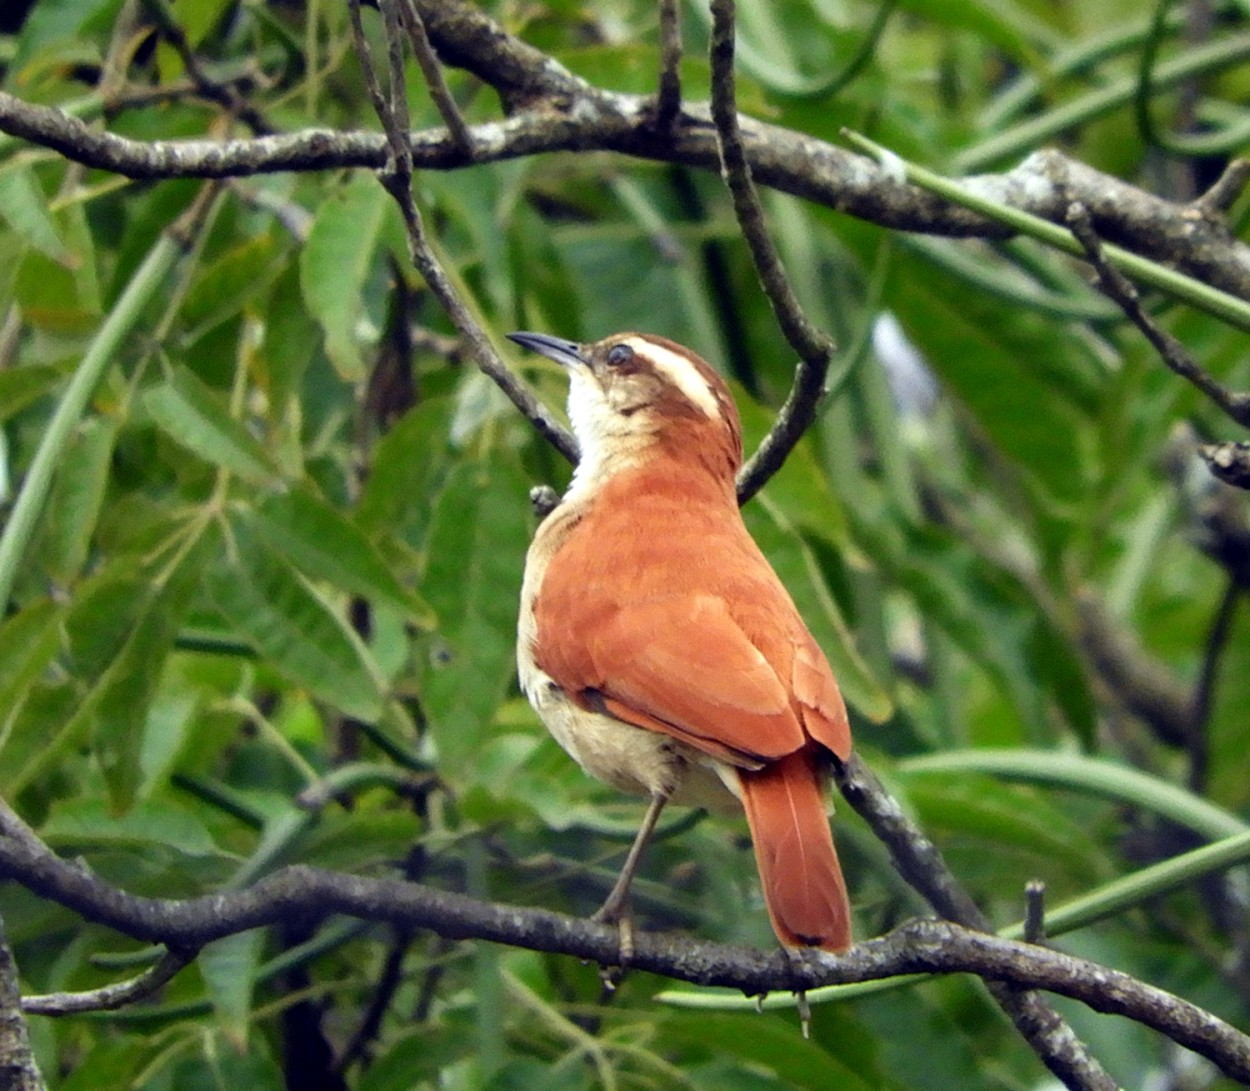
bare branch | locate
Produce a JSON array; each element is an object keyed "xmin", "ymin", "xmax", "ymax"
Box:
[
  {"xmin": 707, "ymin": 0, "xmax": 836, "ymax": 504},
  {"xmin": 834, "ymin": 754, "xmax": 1117, "ymax": 1091},
  {"xmin": 137, "ymin": 0, "xmax": 274, "ymax": 135},
  {"xmin": 0, "ymin": 914, "xmax": 45, "ymax": 1091},
  {"xmin": 655, "ymin": 0, "xmax": 683, "ymax": 131},
  {"xmin": 2, "ymin": 798, "xmax": 1249, "ymax": 1081},
  {"xmin": 21, "ymin": 949, "xmax": 194, "ymax": 1016},
  {"xmin": 5, "ymin": 82, "xmax": 1250, "ymax": 304},
  {"xmin": 347, "ymin": 0, "xmax": 577, "ymax": 462},
  {"xmin": 398, "ymin": 0, "xmax": 473, "ymax": 153},
  {"xmin": 1194, "ymin": 157, "xmax": 1250, "ymax": 215},
  {"xmin": 1067, "ymin": 201, "xmax": 1250, "ymax": 428}
]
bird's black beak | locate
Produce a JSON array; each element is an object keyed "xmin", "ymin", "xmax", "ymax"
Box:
[{"xmin": 507, "ymin": 331, "xmax": 587, "ymax": 369}]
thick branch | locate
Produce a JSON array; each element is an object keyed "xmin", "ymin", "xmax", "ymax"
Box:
[
  {"xmin": 3, "ymin": 95, "xmax": 1249, "ymax": 302},
  {"xmin": 0, "ymin": 915, "xmax": 45, "ymax": 1091},
  {"xmin": 2, "ymin": 815, "xmax": 1248, "ymax": 1081}
]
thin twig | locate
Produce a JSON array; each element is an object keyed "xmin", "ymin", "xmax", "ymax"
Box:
[
  {"xmin": 1193, "ymin": 158, "xmax": 1250, "ymax": 214},
  {"xmin": 21, "ymin": 949, "xmax": 194, "ymax": 1016},
  {"xmin": 398, "ymin": 0, "xmax": 473, "ymax": 153},
  {"xmin": 1066, "ymin": 201, "xmax": 1250, "ymax": 428},
  {"xmin": 1188, "ymin": 579, "xmax": 1240, "ymax": 792},
  {"xmin": 655, "ymin": 0, "xmax": 683, "ymax": 131},
  {"xmin": 707, "ymin": 0, "xmax": 837, "ymax": 505},
  {"xmin": 348, "ymin": 0, "xmax": 577, "ymax": 462},
  {"xmin": 137, "ymin": 0, "xmax": 274, "ymax": 134},
  {"xmin": 334, "ymin": 928, "xmax": 413, "ymax": 1073},
  {"xmin": 834, "ymin": 755, "xmax": 1118, "ymax": 1091}
]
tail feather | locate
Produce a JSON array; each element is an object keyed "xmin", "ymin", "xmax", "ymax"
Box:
[{"xmin": 738, "ymin": 751, "xmax": 852, "ymax": 951}]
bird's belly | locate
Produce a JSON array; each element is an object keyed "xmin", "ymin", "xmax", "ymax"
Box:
[{"xmin": 524, "ymin": 670, "xmax": 738, "ymax": 812}]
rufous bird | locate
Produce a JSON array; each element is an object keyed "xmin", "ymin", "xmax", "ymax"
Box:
[{"xmin": 509, "ymin": 330, "xmax": 853, "ymax": 952}]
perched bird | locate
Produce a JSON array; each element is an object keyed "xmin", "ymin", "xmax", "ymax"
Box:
[{"xmin": 509, "ymin": 330, "xmax": 853, "ymax": 952}]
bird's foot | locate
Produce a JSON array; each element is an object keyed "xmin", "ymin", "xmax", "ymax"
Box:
[{"xmin": 590, "ymin": 899, "xmax": 636, "ymax": 971}]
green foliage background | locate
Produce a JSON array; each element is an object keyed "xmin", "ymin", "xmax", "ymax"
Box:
[{"xmin": 1, "ymin": 0, "xmax": 1249, "ymax": 1087}]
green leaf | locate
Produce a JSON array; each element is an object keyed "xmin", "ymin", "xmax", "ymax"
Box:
[
  {"xmin": 144, "ymin": 368, "xmax": 279, "ymax": 484},
  {"xmin": 355, "ymin": 398, "xmax": 454, "ymax": 541},
  {"xmin": 744, "ymin": 494, "xmax": 893, "ymax": 722},
  {"xmin": 3, "ymin": 549, "xmax": 199, "ymax": 806},
  {"xmin": 12, "ymin": 0, "xmax": 121, "ymax": 70},
  {"xmin": 252, "ymin": 488, "xmax": 435, "ymax": 627},
  {"xmin": 0, "ymin": 366, "xmax": 64, "ymax": 423},
  {"xmin": 656, "ymin": 1009, "xmax": 880, "ymax": 1091},
  {"xmin": 0, "ymin": 164, "xmax": 73, "ymax": 263},
  {"xmin": 175, "ymin": 0, "xmax": 234, "ymax": 47},
  {"xmin": 199, "ymin": 930, "xmax": 264, "ymax": 1049},
  {"xmin": 181, "ymin": 233, "xmax": 281, "ymax": 341},
  {"xmin": 41, "ymin": 797, "xmax": 220, "ymax": 858},
  {"xmin": 902, "ymin": 774, "xmax": 1104, "ymax": 883},
  {"xmin": 898, "ymin": 0, "xmax": 1051, "ymax": 67},
  {"xmin": 887, "ymin": 256, "xmax": 1095, "ymax": 510},
  {"xmin": 40, "ymin": 415, "xmax": 118, "ymax": 584},
  {"xmin": 259, "ymin": 261, "xmax": 320, "ymax": 421},
  {"xmin": 209, "ymin": 518, "xmax": 387, "ymax": 722},
  {"xmin": 0, "ymin": 600, "xmax": 63, "ymax": 759},
  {"xmin": 13, "ymin": 203, "xmax": 101, "ymax": 334},
  {"xmin": 418, "ymin": 452, "xmax": 533, "ymax": 769},
  {"xmin": 90, "ymin": 552, "xmax": 202, "ymax": 811},
  {"xmin": 300, "ymin": 174, "xmax": 387, "ymax": 380}
]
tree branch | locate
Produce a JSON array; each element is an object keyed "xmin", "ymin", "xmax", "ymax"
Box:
[
  {"xmin": 654, "ymin": 0, "xmax": 683, "ymax": 131},
  {"xmin": 834, "ymin": 755, "xmax": 1117, "ymax": 1091},
  {"xmin": 4, "ymin": 91, "xmax": 1249, "ymax": 300},
  {"xmin": 707, "ymin": 0, "xmax": 836, "ymax": 505},
  {"xmin": 21, "ymin": 949, "xmax": 194, "ymax": 1016},
  {"xmin": 346, "ymin": 0, "xmax": 577, "ymax": 463},
  {"xmin": 2, "ymin": 800, "xmax": 1248, "ymax": 1082},
  {"xmin": 1067, "ymin": 200, "xmax": 1250, "ymax": 428},
  {"xmin": 0, "ymin": 914, "xmax": 45, "ymax": 1091},
  {"xmin": 397, "ymin": 0, "xmax": 473, "ymax": 154}
]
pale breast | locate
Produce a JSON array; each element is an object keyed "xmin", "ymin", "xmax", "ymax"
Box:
[{"xmin": 517, "ymin": 505, "xmax": 738, "ymax": 811}]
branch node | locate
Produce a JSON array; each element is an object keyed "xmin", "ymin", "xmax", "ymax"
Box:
[
  {"xmin": 1024, "ymin": 880, "xmax": 1047, "ymax": 944},
  {"xmin": 1199, "ymin": 441, "xmax": 1250, "ymax": 490},
  {"xmin": 530, "ymin": 485, "xmax": 560, "ymax": 518},
  {"xmin": 1193, "ymin": 158, "xmax": 1250, "ymax": 216}
]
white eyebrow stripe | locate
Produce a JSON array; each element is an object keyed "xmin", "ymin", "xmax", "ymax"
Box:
[{"xmin": 628, "ymin": 338, "xmax": 720, "ymax": 418}]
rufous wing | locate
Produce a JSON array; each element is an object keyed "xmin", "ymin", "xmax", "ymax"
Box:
[
  {"xmin": 542, "ymin": 592, "xmax": 807, "ymax": 766},
  {"xmin": 536, "ymin": 583, "xmax": 854, "ymax": 950}
]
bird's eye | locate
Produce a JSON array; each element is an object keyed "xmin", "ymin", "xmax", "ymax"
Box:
[{"xmin": 606, "ymin": 343, "xmax": 634, "ymax": 367}]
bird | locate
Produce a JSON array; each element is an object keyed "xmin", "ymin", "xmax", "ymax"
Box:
[{"xmin": 509, "ymin": 330, "xmax": 853, "ymax": 953}]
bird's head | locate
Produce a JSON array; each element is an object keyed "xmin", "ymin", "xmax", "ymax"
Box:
[{"xmin": 508, "ymin": 331, "xmax": 743, "ymax": 489}]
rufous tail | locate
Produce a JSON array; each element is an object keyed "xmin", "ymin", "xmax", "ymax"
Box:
[{"xmin": 738, "ymin": 750, "xmax": 852, "ymax": 951}]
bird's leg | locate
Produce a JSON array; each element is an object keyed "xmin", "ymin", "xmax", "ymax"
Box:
[{"xmin": 592, "ymin": 790, "xmax": 669, "ymax": 966}]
